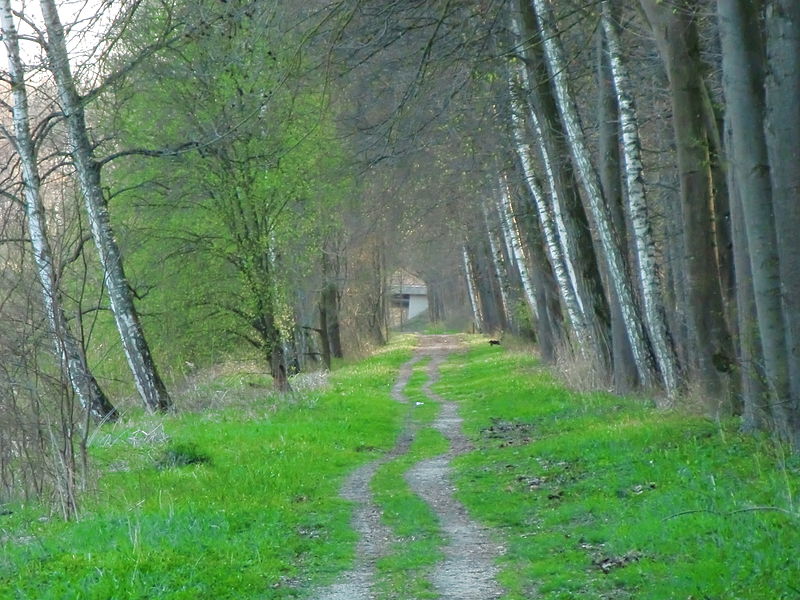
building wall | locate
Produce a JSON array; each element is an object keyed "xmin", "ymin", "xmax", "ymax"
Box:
[{"xmin": 408, "ymin": 294, "xmax": 429, "ymax": 320}]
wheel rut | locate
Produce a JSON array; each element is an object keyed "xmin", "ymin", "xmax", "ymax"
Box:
[{"xmin": 311, "ymin": 335, "xmax": 504, "ymax": 600}]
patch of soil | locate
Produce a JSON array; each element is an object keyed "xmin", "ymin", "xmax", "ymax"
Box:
[{"xmin": 481, "ymin": 418, "xmax": 535, "ymax": 448}]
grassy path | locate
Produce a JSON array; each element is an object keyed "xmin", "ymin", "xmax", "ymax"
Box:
[
  {"xmin": 402, "ymin": 338, "xmax": 503, "ymax": 600},
  {"xmin": 1, "ymin": 335, "xmax": 798, "ymax": 599},
  {"xmin": 312, "ymin": 334, "xmax": 504, "ymax": 600}
]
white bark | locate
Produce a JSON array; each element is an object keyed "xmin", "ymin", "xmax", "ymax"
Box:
[
  {"xmin": 462, "ymin": 245, "xmax": 483, "ymax": 332},
  {"xmin": 1, "ymin": 0, "xmax": 116, "ymax": 422},
  {"xmin": 531, "ymin": 0, "xmax": 659, "ymax": 388},
  {"xmin": 496, "ymin": 174, "xmax": 538, "ymax": 320},
  {"xmin": 482, "ymin": 203, "xmax": 512, "ymax": 327},
  {"xmin": 508, "ymin": 68, "xmax": 589, "ymax": 352},
  {"xmin": 38, "ymin": 0, "xmax": 171, "ymax": 412},
  {"xmin": 602, "ymin": 2, "xmax": 679, "ymax": 397},
  {"xmin": 509, "ymin": 13, "xmax": 584, "ymax": 317}
]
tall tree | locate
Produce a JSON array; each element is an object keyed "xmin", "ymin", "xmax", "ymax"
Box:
[
  {"xmin": 1, "ymin": 0, "xmax": 117, "ymax": 422},
  {"xmin": 717, "ymin": 0, "xmax": 799, "ymax": 444},
  {"xmin": 601, "ymin": 0, "xmax": 680, "ymax": 398},
  {"xmin": 530, "ymin": 0, "xmax": 661, "ymax": 390},
  {"xmin": 639, "ymin": 0, "xmax": 734, "ymax": 399},
  {"xmin": 38, "ymin": 0, "xmax": 171, "ymax": 413}
]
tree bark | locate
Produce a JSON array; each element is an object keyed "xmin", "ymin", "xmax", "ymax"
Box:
[
  {"xmin": 483, "ymin": 203, "xmax": 513, "ymax": 331},
  {"xmin": 496, "ymin": 173, "xmax": 538, "ymax": 323},
  {"xmin": 718, "ymin": 0, "xmax": 798, "ymax": 444},
  {"xmin": 764, "ymin": 0, "xmax": 800, "ymax": 413},
  {"xmin": 1, "ymin": 0, "xmax": 117, "ymax": 423},
  {"xmin": 507, "ymin": 66, "xmax": 590, "ymax": 356},
  {"xmin": 39, "ymin": 0, "xmax": 171, "ymax": 413},
  {"xmin": 602, "ymin": 1, "xmax": 680, "ymax": 398},
  {"xmin": 640, "ymin": 0, "xmax": 734, "ymax": 399},
  {"xmin": 321, "ymin": 246, "xmax": 343, "ymax": 359},
  {"xmin": 462, "ymin": 245, "xmax": 484, "ymax": 332},
  {"xmin": 531, "ymin": 0, "xmax": 659, "ymax": 389},
  {"xmin": 514, "ymin": 3, "xmax": 612, "ymax": 371},
  {"xmin": 596, "ymin": 20, "xmax": 639, "ymax": 393}
]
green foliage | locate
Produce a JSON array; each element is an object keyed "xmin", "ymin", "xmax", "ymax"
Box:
[
  {"xmin": 438, "ymin": 343, "xmax": 800, "ymax": 600},
  {"xmin": 92, "ymin": 0, "xmax": 354, "ymax": 380},
  {"xmin": 0, "ymin": 344, "xmax": 412, "ymax": 599}
]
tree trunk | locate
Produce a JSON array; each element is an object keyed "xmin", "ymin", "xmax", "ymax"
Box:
[
  {"xmin": 718, "ymin": 0, "xmax": 797, "ymax": 443},
  {"xmin": 531, "ymin": 0, "xmax": 659, "ymax": 389},
  {"xmin": 640, "ymin": 0, "xmax": 734, "ymax": 399},
  {"xmin": 764, "ymin": 0, "xmax": 800, "ymax": 414},
  {"xmin": 483, "ymin": 204, "xmax": 513, "ymax": 331},
  {"xmin": 462, "ymin": 245, "xmax": 484, "ymax": 333},
  {"xmin": 39, "ymin": 0, "xmax": 171, "ymax": 413},
  {"xmin": 496, "ymin": 174, "xmax": 538, "ymax": 323},
  {"xmin": 514, "ymin": 3, "xmax": 612, "ymax": 371},
  {"xmin": 728, "ymin": 136, "xmax": 767, "ymax": 430},
  {"xmin": 1, "ymin": 1, "xmax": 117, "ymax": 423},
  {"xmin": 321, "ymin": 247, "xmax": 343, "ymax": 358},
  {"xmin": 602, "ymin": 1, "xmax": 680, "ymax": 398},
  {"xmin": 507, "ymin": 67, "xmax": 590, "ymax": 356},
  {"xmin": 596, "ymin": 20, "xmax": 639, "ymax": 393},
  {"xmin": 318, "ymin": 300, "xmax": 332, "ymax": 370}
]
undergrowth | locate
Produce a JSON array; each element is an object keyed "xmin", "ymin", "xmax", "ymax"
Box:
[
  {"xmin": 0, "ymin": 338, "xmax": 417, "ymax": 599},
  {"xmin": 439, "ymin": 342, "xmax": 800, "ymax": 600}
]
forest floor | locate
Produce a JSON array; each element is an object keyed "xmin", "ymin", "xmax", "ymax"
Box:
[{"xmin": 1, "ymin": 334, "xmax": 799, "ymax": 599}]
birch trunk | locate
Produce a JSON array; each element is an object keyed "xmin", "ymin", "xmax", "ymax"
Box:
[
  {"xmin": 513, "ymin": 4, "xmax": 612, "ymax": 370},
  {"xmin": 483, "ymin": 204, "xmax": 513, "ymax": 330},
  {"xmin": 39, "ymin": 0, "xmax": 171, "ymax": 413},
  {"xmin": 508, "ymin": 69, "xmax": 589, "ymax": 354},
  {"xmin": 531, "ymin": 0, "xmax": 659, "ymax": 389},
  {"xmin": 496, "ymin": 175, "xmax": 538, "ymax": 322},
  {"xmin": 463, "ymin": 245, "xmax": 484, "ymax": 332},
  {"xmin": 596, "ymin": 21, "xmax": 639, "ymax": 392},
  {"xmin": 718, "ymin": 0, "xmax": 797, "ymax": 443},
  {"xmin": 2, "ymin": 1, "xmax": 117, "ymax": 423},
  {"xmin": 601, "ymin": 2, "xmax": 680, "ymax": 397}
]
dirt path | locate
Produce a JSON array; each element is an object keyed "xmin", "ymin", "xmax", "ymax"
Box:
[
  {"xmin": 311, "ymin": 335, "xmax": 503, "ymax": 600},
  {"xmin": 405, "ymin": 337, "xmax": 505, "ymax": 599}
]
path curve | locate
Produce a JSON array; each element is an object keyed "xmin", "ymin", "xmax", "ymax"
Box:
[
  {"xmin": 312, "ymin": 335, "xmax": 504, "ymax": 600},
  {"xmin": 405, "ymin": 336, "xmax": 505, "ymax": 599},
  {"xmin": 312, "ymin": 353, "xmax": 423, "ymax": 600}
]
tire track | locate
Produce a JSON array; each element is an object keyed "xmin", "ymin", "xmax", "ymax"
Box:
[
  {"xmin": 312, "ymin": 335, "xmax": 504, "ymax": 600},
  {"xmin": 405, "ymin": 337, "xmax": 505, "ymax": 600},
  {"xmin": 312, "ymin": 353, "xmax": 424, "ymax": 600}
]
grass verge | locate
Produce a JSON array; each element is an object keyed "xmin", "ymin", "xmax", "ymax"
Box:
[
  {"xmin": 0, "ymin": 338, "xmax": 416, "ymax": 600},
  {"xmin": 438, "ymin": 342, "xmax": 800, "ymax": 600}
]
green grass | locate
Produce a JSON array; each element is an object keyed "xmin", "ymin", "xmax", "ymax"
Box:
[
  {"xmin": 4, "ymin": 336, "xmax": 798, "ymax": 600},
  {"xmin": 0, "ymin": 340, "xmax": 416, "ymax": 600},
  {"xmin": 437, "ymin": 343, "xmax": 800, "ymax": 600}
]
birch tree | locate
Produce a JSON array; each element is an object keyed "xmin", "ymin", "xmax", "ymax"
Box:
[
  {"xmin": 507, "ymin": 67, "xmax": 590, "ymax": 355},
  {"xmin": 530, "ymin": 0, "xmax": 661, "ymax": 390},
  {"xmin": 37, "ymin": 0, "xmax": 171, "ymax": 413},
  {"xmin": 512, "ymin": 4, "xmax": 612, "ymax": 372},
  {"xmin": 1, "ymin": 0, "xmax": 117, "ymax": 422},
  {"xmin": 601, "ymin": 1, "xmax": 680, "ymax": 397},
  {"xmin": 496, "ymin": 174, "xmax": 537, "ymax": 323}
]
